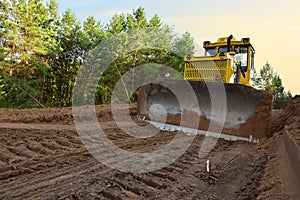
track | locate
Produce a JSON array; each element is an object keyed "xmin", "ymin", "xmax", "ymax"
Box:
[{"xmin": 0, "ymin": 100, "xmax": 299, "ymax": 199}]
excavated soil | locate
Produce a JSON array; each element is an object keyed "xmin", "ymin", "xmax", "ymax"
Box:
[{"xmin": 0, "ymin": 96, "xmax": 299, "ymax": 200}]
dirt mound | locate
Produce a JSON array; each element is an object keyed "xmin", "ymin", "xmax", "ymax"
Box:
[
  {"xmin": 258, "ymin": 95, "xmax": 300, "ymax": 199},
  {"xmin": 0, "ymin": 107, "xmax": 73, "ymax": 124},
  {"xmin": 270, "ymin": 95, "xmax": 300, "ymax": 147},
  {"xmin": 271, "ymin": 95, "xmax": 300, "ymax": 133},
  {"xmin": 0, "ymin": 104, "xmax": 137, "ymax": 124}
]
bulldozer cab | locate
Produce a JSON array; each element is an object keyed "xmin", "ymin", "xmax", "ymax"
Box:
[{"xmin": 184, "ymin": 36, "xmax": 255, "ymax": 86}]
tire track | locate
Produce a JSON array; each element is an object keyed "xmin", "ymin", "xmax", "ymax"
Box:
[{"xmin": 0, "ymin": 113, "xmax": 267, "ymax": 200}]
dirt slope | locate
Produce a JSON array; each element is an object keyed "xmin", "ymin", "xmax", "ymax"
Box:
[{"xmin": 0, "ymin": 97, "xmax": 299, "ymax": 200}]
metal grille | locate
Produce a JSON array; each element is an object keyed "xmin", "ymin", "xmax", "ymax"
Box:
[{"xmin": 184, "ymin": 60, "xmax": 228, "ymax": 82}]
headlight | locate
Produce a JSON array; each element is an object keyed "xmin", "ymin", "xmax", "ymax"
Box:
[
  {"xmin": 242, "ymin": 38, "xmax": 249, "ymax": 43},
  {"xmin": 186, "ymin": 54, "xmax": 192, "ymax": 60},
  {"xmin": 219, "ymin": 52, "xmax": 225, "ymax": 59}
]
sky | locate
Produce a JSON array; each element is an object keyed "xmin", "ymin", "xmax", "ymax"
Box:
[{"xmin": 57, "ymin": 0, "xmax": 300, "ymax": 95}]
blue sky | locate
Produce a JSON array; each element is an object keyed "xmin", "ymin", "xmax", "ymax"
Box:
[{"xmin": 57, "ymin": 0, "xmax": 300, "ymax": 95}]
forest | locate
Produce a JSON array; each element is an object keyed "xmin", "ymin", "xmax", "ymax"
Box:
[{"xmin": 0, "ymin": 0, "xmax": 291, "ymax": 108}]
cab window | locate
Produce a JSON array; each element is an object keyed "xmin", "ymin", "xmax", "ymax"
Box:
[
  {"xmin": 218, "ymin": 46, "xmax": 232, "ymax": 53},
  {"xmin": 205, "ymin": 47, "xmax": 216, "ymax": 56},
  {"xmin": 234, "ymin": 46, "xmax": 248, "ymax": 72},
  {"xmin": 250, "ymin": 49, "xmax": 255, "ymax": 70}
]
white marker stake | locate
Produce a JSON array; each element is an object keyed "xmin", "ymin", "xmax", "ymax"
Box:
[{"xmin": 206, "ymin": 160, "xmax": 210, "ymax": 173}]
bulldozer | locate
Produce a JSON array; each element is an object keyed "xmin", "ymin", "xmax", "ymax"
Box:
[{"xmin": 137, "ymin": 35, "xmax": 273, "ymax": 142}]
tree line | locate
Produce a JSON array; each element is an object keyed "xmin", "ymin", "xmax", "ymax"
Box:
[{"xmin": 0, "ymin": 0, "xmax": 194, "ymax": 108}]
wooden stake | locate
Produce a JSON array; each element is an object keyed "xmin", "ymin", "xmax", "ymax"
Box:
[{"xmin": 206, "ymin": 160, "xmax": 210, "ymax": 173}]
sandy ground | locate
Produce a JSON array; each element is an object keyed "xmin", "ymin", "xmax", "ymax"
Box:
[{"xmin": 0, "ymin": 96, "xmax": 299, "ymax": 200}]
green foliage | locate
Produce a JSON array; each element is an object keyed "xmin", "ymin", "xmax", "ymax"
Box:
[
  {"xmin": 0, "ymin": 0, "xmax": 59, "ymax": 108},
  {"xmin": 0, "ymin": 3, "xmax": 195, "ymax": 108},
  {"xmin": 173, "ymin": 32, "xmax": 194, "ymax": 57},
  {"xmin": 254, "ymin": 62, "xmax": 292, "ymax": 109}
]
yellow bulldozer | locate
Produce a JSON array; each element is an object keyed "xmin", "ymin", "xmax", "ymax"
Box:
[{"xmin": 137, "ymin": 35, "xmax": 273, "ymax": 142}]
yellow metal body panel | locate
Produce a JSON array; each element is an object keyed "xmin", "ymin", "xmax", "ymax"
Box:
[
  {"xmin": 184, "ymin": 37, "xmax": 255, "ymax": 86},
  {"xmin": 184, "ymin": 54, "xmax": 233, "ymax": 82}
]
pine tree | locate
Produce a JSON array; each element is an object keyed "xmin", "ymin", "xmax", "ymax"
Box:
[
  {"xmin": 108, "ymin": 14, "xmax": 126, "ymax": 34},
  {"xmin": 82, "ymin": 16, "xmax": 104, "ymax": 52},
  {"xmin": 148, "ymin": 14, "xmax": 161, "ymax": 28},
  {"xmin": 255, "ymin": 62, "xmax": 292, "ymax": 109},
  {"xmin": 173, "ymin": 31, "xmax": 194, "ymax": 56},
  {"xmin": 52, "ymin": 9, "xmax": 83, "ymax": 107}
]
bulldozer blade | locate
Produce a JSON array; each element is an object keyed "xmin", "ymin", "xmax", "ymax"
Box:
[{"xmin": 137, "ymin": 80, "xmax": 272, "ymax": 140}]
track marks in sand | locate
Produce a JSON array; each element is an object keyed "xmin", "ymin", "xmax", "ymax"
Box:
[{"xmin": 0, "ymin": 127, "xmax": 85, "ymax": 182}]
